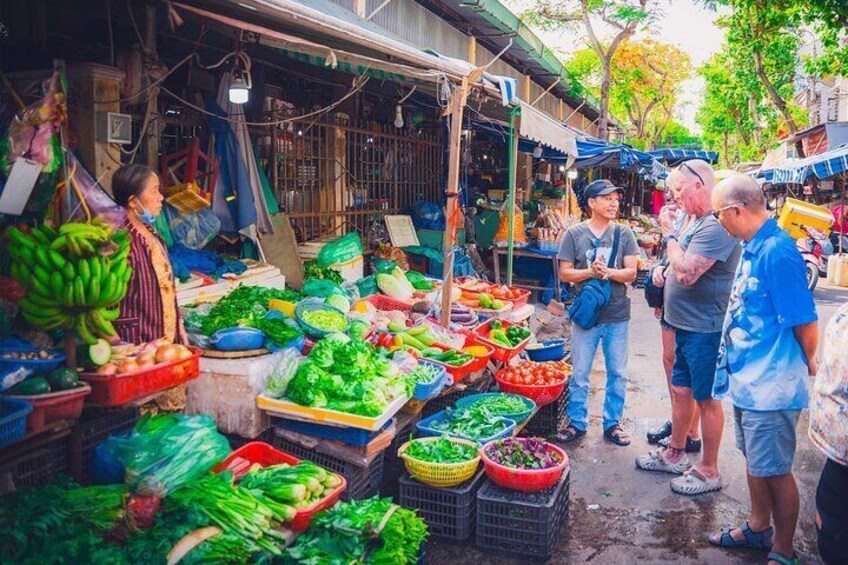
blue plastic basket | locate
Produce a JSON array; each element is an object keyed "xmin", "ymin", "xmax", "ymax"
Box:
[
  {"xmin": 524, "ymin": 340, "xmax": 567, "ymax": 362},
  {"xmin": 0, "ymin": 397, "xmax": 32, "ymax": 449},
  {"xmin": 295, "ymin": 298, "xmax": 349, "ymax": 338},
  {"xmin": 271, "ymin": 417, "xmax": 394, "ymax": 447},
  {"xmin": 209, "ymin": 327, "xmax": 267, "ymax": 351},
  {"xmin": 454, "ymin": 393, "xmax": 536, "ymax": 423},
  {"xmin": 416, "ymin": 410, "xmax": 516, "ymax": 444},
  {"xmin": 412, "ymin": 361, "xmax": 448, "ymax": 401},
  {"xmin": 0, "ymin": 346, "xmax": 66, "ymax": 375}
]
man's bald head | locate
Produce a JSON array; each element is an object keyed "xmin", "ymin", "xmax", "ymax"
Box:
[
  {"xmin": 714, "ymin": 174, "xmax": 766, "ymax": 211},
  {"xmin": 680, "ymin": 159, "xmax": 716, "ymax": 190},
  {"xmin": 667, "ymin": 159, "xmax": 717, "ymax": 216}
]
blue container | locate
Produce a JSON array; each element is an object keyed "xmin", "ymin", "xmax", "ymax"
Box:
[
  {"xmin": 295, "ymin": 298, "xmax": 349, "ymax": 338},
  {"xmin": 0, "ymin": 345, "xmax": 66, "ymax": 375},
  {"xmin": 411, "ymin": 361, "xmax": 448, "ymax": 401},
  {"xmin": 209, "ymin": 327, "xmax": 267, "ymax": 351},
  {"xmin": 0, "ymin": 397, "xmax": 31, "ymax": 449},
  {"xmin": 262, "ymin": 313, "xmax": 306, "ymax": 353},
  {"xmin": 454, "ymin": 393, "xmax": 536, "ymax": 423},
  {"xmin": 416, "ymin": 410, "xmax": 516, "ymax": 444},
  {"xmin": 272, "ymin": 417, "xmax": 394, "ymax": 446},
  {"xmin": 524, "ymin": 340, "xmax": 567, "ymax": 362}
]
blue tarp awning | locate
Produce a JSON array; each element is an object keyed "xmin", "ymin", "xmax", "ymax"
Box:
[
  {"xmin": 768, "ymin": 144, "xmax": 848, "ymax": 184},
  {"xmin": 649, "ymin": 148, "xmax": 719, "ymax": 166}
]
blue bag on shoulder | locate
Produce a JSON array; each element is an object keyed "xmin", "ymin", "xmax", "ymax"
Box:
[{"xmin": 567, "ymin": 225, "xmax": 620, "ymax": 330}]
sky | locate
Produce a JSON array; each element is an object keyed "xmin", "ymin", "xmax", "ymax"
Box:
[{"xmin": 507, "ymin": 1, "xmax": 728, "ymax": 135}]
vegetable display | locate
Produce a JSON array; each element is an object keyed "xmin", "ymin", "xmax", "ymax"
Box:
[
  {"xmin": 285, "ymin": 339, "xmax": 411, "ymax": 416},
  {"xmin": 421, "ymin": 347, "xmax": 473, "ymax": 367},
  {"xmin": 7, "ymin": 221, "xmax": 132, "ymax": 344},
  {"xmin": 405, "ymin": 436, "xmax": 478, "ymax": 464},
  {"xmin": 485, "ymin": 320, "xmax": 531, "ymax": 347},
  {"xmin": 409, "ymin": 363, "xmax": 442, "ymax": 384},
  {"xmin": 497, "ymin": 360, "xmax": 571, "ymax": 386},
  {"xmin": 254, "ymin": 316, "xmax": 303, "ymax": 347},
  {"xmin": 428, "ymin": 404, "xmax": 511, "ymax": 441},
  {"xmin": 93, "ymin": 340, "xmax": 194, "ymax": 376},
  {"xmin": 464, "ymin": 394, "xmax": 528, "ymax": 416},
  {"xmin": 240, "ymin": 461, "xmax": 342, "ymax": 509},
  {"xmin": 284, "ymin": 497, "xmax": 428, "ymax": 564},
  {"xmin": 300, "ymin": 308, "xmax": 348, "ymax": 333},
  {"xmin": 448, "ymin": 303, "xmax": 478, "ymax": 327},
  {"xmin": 303, "ymin": 261, "xmax": 344, "ymax": 285},
  {"xmin": 483, "ymin": 437, "xmax": 563, "ymax": 470},
  {"xmin": 199, "ymin": 285, "xmax": 302, "ymax": 336},
  {"xmin": 376, "ymin": 267, "xmax": 416, "ymax": 301}
]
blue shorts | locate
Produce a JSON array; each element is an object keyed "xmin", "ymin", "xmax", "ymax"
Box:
[
  {"xmin": 734, "ymin": 406, "xmax": 800, "ymax": 477},
  {"xmin": 670, "ymin": 329, "xmax": 721, "ymax": 401}
]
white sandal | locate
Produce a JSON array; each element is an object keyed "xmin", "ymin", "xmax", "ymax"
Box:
[
  {"xmin": 635, "ymin": 449, "xmax": 691, "ymax": 474},
  {"xmin": 671, "ymin": 468, "xmax": 724, "ymax": 496}
]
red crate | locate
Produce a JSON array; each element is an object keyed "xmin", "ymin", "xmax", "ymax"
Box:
[
  {"xmin": 480, "ymin": 439, "xmax": 569, "ymax": 492},
  {"xmin": 7, "ymin": 384, "xmax": 91, "ymax": 434},
  {"xmin": 79, "ymin": 347, "xmax": 201, "ymax": 407},
  {"xmin": 422, "ymin": 342, "xmax": 493, "ymax": 385},
  {"xmin": 213, "ymin": 441, "xmax": 346, "ymax": 532},
  {"xmin": 471, "ymin": 319, "xmax": 532, "ymax": 364},
  {"xmin": 455, "ymin": 277, "xmax": 530, "ymax": 309}
]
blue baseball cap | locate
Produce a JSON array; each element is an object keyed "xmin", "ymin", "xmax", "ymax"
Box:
[{"xmin": 585, "ymin": 179, "xmax": 624, "ymax": 199}]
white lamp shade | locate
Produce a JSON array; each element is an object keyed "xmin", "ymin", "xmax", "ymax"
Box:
[{"xmin": 228, "ymin": 76, "xmax": 250, "ymax": 104}]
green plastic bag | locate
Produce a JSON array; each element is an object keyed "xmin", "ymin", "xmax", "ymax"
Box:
[
  {"xmin": 356, "ymin": 275, "xmax": 378, "ymax": 298},
  {"xmin": 317, "ymin": 233, "xmax": 363, "ymax": 267},
  {"xmin": 303, "ymin": 277, "xmax": 347, "ymax": 298},
  {"xmin": 371, "ymin": 258, "xmax": 398, "ymax": 276}
]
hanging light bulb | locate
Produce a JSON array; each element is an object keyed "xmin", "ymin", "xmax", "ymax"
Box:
[
  {"xmin": 533, "ymin": 143, "xmax": 543, "ymax": 159},
  {"xmin": 228, "ymin": 74, "xmax": 250, "ymax": 104},
  {"xmin": 227, "ymin": 51, "xmax": 252, "ymax": 105},
  {"xmin": 567, "ymin": 169, "xmax": 578, "ymax": 180},
  {"xmin": 558, "ymin": 165, "xmax": 566, "ymax": 172},
  {"xmin": 394, "ymin": 105, "xmax": 404, "ymax": 128}
]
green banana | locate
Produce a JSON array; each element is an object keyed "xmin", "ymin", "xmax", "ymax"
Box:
[
  {"xmin": 77, "ymin": 259, "xmax": 91, "ymax": 286},
  {"xmin": 48, "ymin": 249, "xmax": 67, "ymax": 271},
  {"xmin": 41, "ymin": 223, "xmax": 57, "ymax": 240},
  {"xmin": 101, "ymin": 307, "xmax": 120, "ymax": 321},
  {"xmin": 31, "ymin": 275, "xmax": 52, "ymax": 298},
  {"xmin": 6, "ymin": 227, "xmax": 35, "ymax": 250},
  {"xmin": 73, "ymin": 277, "xmax": 86, "ymax": 307},
  {"xmin": 76, "ymin": 237, "xmax": 96, "ymax": 256},
  {"xmin": 61, "ymin": 260, "xmax": 76, "ymax": 282},
  {"xmin": 88, "ymin": 309, "xmax": 116, "ymax": 338},
  {"xmin": 25, "ymin": 289, "xmax": 59, "ymax": 309},
  {"xmin": 63, "ymin": 284, "xmax": 76, "ymax": 308},
  {"xmin": 30, "ymin": 227, "xmax": 50, "ymax": 246},
  {"xmin": 34, "ymin": 246, "xmax": 52, "ymax": 271},
  {"xmin": 86, "ymin": 274, "xmax": 101, "ymax": 306},
  {"xmin": 76, "ymin": 315, "xmax": 98, "ymax": 345},
  {"xmin": 50, "ymin": 271, "xmax": 64, "ymax": 299},
  {"xmin": 90, "ymin": 256, "xmax": 103, "ymax": 285},
  {"xmin": 32, "ymin": 265, "xmax": 52, "ymax": 289}
]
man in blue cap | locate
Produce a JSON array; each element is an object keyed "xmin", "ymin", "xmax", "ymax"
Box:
[{"xmin": 555, "ymin": 179, "xmax": 639, "ymax": 446}]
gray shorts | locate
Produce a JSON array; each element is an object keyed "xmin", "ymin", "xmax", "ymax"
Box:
[{"xmin": 734, "ymin": 406, "xmax": 801, "ymax": 478}]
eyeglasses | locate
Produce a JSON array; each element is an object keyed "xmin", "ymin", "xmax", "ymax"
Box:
[
  {"xmin": 679, "ymin": 162, "xmax": 705, "ymax": 186},
  {"xmin": 711, "ymin": 202, "xmax": 743, "ymax": 219}
]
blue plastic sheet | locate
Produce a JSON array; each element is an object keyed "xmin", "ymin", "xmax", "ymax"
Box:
[{"xmin": 168, "ymin": 242, "xmax": 247, "ymax": 281}]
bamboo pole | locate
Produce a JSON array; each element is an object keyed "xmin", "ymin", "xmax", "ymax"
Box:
[{"xmin": 440, "ymin": 77, "xmax": 470, "ymax": 327}]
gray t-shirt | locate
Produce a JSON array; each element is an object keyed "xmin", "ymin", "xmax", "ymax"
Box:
[
  {"xmin": 664, "ymin": 214, "xmax": 742, "ymax": 333},
  {"xmin": 558, "ymin": 222, "xmax": 639, "ymax": 324}
]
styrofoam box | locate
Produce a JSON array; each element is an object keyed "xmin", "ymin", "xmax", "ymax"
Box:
[
  {"xmin": 187, "ymin": 351, "xmax": 287, "ymax": 439},
  {"xmin": 328, "ymin": 256, "xmax": 364, "ymax": 283}
]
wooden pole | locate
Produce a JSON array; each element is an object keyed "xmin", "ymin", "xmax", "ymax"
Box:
[
  {"xmin": 440, "ymin": 77, "xmax": 470, "ymax": 327},
  {"xmin": 506, "ymin": 106, "xmax": 520, "ymax": 286}
]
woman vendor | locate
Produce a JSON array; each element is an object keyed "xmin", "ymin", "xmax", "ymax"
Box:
[{"xmin": 110, "ymin": 164, "xmax": 186, "ymax": 345}]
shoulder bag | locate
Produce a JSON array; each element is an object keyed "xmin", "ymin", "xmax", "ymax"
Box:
[{"xmin": 568, "ymin": 225, "xmax": 621, "ymax": 330}]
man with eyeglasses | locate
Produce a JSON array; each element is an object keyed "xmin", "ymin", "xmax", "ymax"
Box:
[
  {"xmin": 636, "ymin": 159, "xmax": 741, "ymax": 496},
  {"xmin": 706, "ymin": 175, "xmax": 818, "ymax": 565}
]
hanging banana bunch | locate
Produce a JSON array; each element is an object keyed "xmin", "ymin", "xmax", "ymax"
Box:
[{"xmin": 6, "ymin": 219, "xmax": 132, "ymax": 345}]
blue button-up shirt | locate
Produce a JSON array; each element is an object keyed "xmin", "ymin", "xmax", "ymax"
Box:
[{"xmin": 713, "ymin": 218, "xmax": 818, "ymax": 411}]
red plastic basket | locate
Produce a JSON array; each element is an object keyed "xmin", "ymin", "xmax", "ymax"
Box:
[
  {"xmin": 480, "ymin": 438, "xmax": 569, "ymax": 492},
  {"xmin": 79, "ymin": 347, "xmax": 201, "ymax": 407},
  {"xmin": 423, "ymin": 342, "xmax": 493, "ymax": 384},
  {"xmin": 213, "ymin": 441, "xmax": 346, "ymax": 532},
  {"xmin": 494, "ymin": 366, "xmax": 568, "ymax": 407},
  {"xmin": 7, "ymin": 383, "xmax": 91, "ymax": 434},
  {"xmin": 471, "ymin": 319, "xmax": 531, "ymax": 364},
  {"xmin": 366, "ymin": 294, "xmax": 413, "ymax": 312},
  {"xmin": 455, "ymin": 277, "xmax": 531, "ymax": 309}
]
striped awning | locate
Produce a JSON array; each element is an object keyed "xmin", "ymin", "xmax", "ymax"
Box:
[{"xmin": 770, "ymin": 143, "xmax": 848, "ymax": 184}]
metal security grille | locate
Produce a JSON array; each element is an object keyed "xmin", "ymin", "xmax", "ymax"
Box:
[{"xmin": 255, "ymin": 113, "xmax": 442, "ymax": 241}]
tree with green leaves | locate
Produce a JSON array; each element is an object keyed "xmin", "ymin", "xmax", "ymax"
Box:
[
  {"xmin": 564, "ymin": 38, "xmax": 692, "ymax": 148},
  {"xmin": 522, "ymin": 0, "xmax": 661, "ymax": 141}
]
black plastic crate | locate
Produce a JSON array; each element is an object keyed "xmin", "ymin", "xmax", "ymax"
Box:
[
  {"xmin": 226, "ymin": 429, "xmax": 273, "ymax": 451},
  {"xmin": 400, "ymin": 470, "xmax": 484, "ymax": 540},
  {"xmin": 381, "ymin": 414, "xmax": 421, "ymax": 499},
  {"xmin": 476, "ymin": 470, "xmax": 571, "ymax": 561},
  {"xmin": 523, "ymin": 389, "xmax": 569, "ymax": 438},
  {"xmin": 8, "ymin": 436, "xmax": 71, "ymax": 489},
  {"xmin": 74, "ymin": 407, "xmax": 141, "ymax": 484},
  {"xmin": 272, "ymin": 435, "xmax": 384, "ymax": 500}
]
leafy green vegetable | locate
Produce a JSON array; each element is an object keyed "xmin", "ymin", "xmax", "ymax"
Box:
[
  {"xmin": 405, "ymin": 437, "xmax": 478, "ymax": 463},
  {"xmin": 467, "ymin": 394, "xmax": 528, "ymax": 416},
  {"xmin": 284, "ymin": 497, "xmax": 427, "ymax": 564},
  {"xmin": 285, "ymin": 340, "xmax": 412, "ymax": 416},
  {"xmin": 200, "ymin": 285, "xmax": 302, "ymax": 336},
  {"xmin": 405, "ymin": 270, "xmax": 434, "ymax": 290},
  {"xmin": 301, "ymin": 308, "xmax": 348, "ymax": 332},
  {"xmin": 429, "ymin": 404, "xmax": 511, "ymax": 442},
  {"xmin": 255, "ymin": 316, "xmax": 303, "ymax": 347},
  {"xmin": 304, "ymin": 260, "xmax": 344, "ymax": 285},
  {"xmin": 409, "ymin": 363, "xmax": 441, "ymax": 384}
]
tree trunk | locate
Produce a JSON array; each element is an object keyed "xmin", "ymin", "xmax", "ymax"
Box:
[
  {"xmin": 598, "ymin": 64, "xmax": 610, "ymax": 141},
  {"xmin": 723, "ymin": 131, "xmax": 729, "ymax": 168},
  {"xmin": 752, "ymin": 50, "xmax": 798, "ymax": 135}
]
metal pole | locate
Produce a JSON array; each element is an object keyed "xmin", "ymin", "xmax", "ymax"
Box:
[{"xmin": 506, "ymin": 106, "xmax": 520, "ymax": 286}]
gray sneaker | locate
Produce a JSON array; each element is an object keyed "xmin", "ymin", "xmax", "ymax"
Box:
[{"xmin": 635, "ymin": 449, "xmax": 692, "ymax": 474}]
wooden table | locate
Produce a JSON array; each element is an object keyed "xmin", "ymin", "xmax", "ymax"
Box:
[{"xmin": 491, "ymin": 246, "xmax": 562, "ymax": 302}]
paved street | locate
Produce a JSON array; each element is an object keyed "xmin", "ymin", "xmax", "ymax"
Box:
[{"xmin": 430, "ymin": 283, "xmax": 848, "ymax": 564}]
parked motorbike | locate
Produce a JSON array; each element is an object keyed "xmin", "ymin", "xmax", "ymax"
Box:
[{"xmin": 797, "ymin": 226, "xmax": 832, "ymax": 291}]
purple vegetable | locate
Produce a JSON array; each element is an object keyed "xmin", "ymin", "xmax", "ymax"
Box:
[{"xmin": 484, "ymin": 437, "xmax": 562, "ymax": 470}]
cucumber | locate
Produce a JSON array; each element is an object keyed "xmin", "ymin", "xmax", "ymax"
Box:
[
  {"xmin": 46, "ymin": 368, "xmax": 80, "ymax": 391},
  {"xmin": 421, "ymin": 347, "xmax": 443, "ymax": 358},
  {"xmin": 7, "ymin": 376, "xmax": 51, "ymax": 395},
  {"xmin": 89, "ymin": 339, "xmax": 112, "ymax": 366},
  {"xmin": 387, "ymin": 321, "xmax": 406, "ymax": 334},
  {"xmin": 399, "ymin": 333, "xmax": 427, "ymax": 350}
]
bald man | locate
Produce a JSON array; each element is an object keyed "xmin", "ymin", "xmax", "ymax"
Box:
[
  {"xmin": 636, "ymin": 159, "xmax": 742, "ymax": 496},
  {"xmin": 706, "ymin": 175, "xmax": 818, "ymax": 565}
]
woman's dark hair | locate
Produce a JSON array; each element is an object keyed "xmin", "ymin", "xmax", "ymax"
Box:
[{"xmin": 112, "ymin": 164, "xmax": 157, "ymax": 207}]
